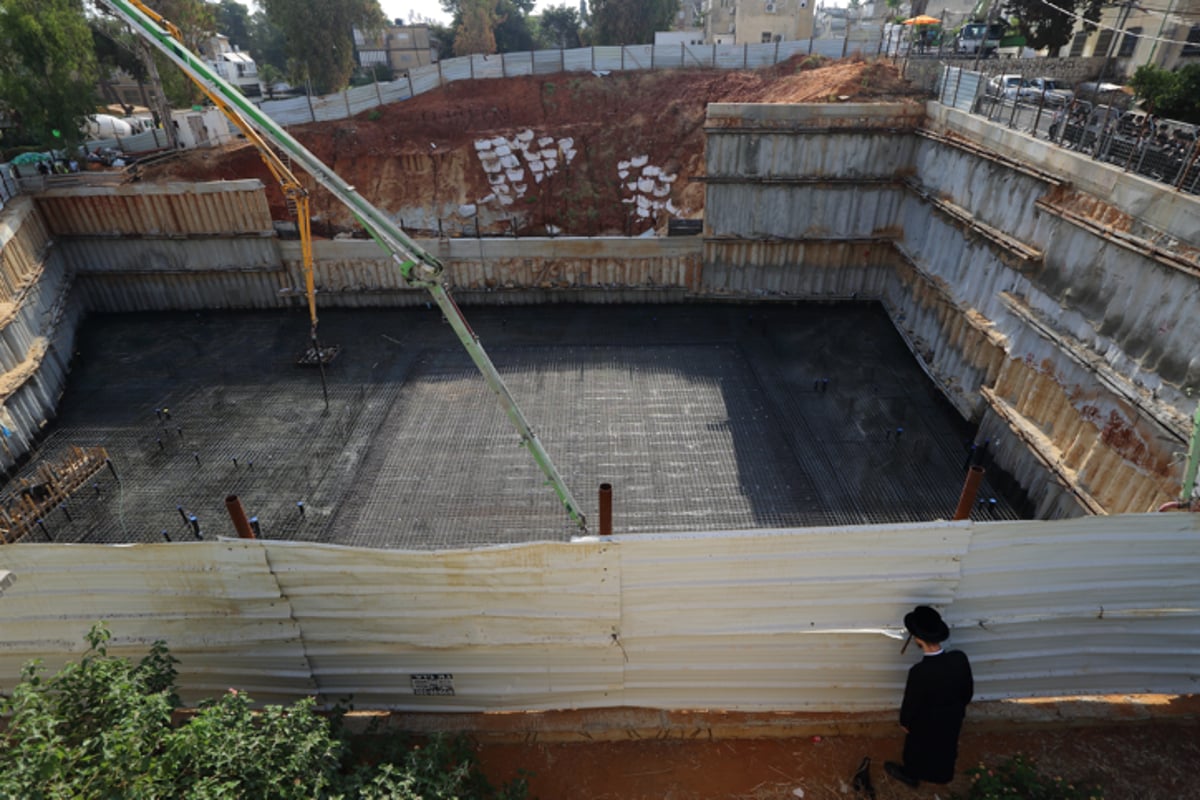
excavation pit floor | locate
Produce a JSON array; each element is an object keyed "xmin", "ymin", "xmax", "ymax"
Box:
[{"xmin": 11, "ymin": 302, "xmax": 1022, "ymax": 548}]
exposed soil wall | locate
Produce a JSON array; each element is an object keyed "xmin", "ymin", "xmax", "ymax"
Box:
[{"xmin": 147, "ymin": 58, "xmax": 923, "ymax": 237}]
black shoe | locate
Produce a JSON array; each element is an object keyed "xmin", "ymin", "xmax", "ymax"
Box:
[
  {"xmin": 852, "ymin": 756, "xmax": 876, "ymax": 798},
  {"xmin": 885, "ymin": 761, "xmax": 920, "ymax": 789}
]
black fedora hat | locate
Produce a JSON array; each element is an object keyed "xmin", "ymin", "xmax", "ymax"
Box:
[{"xmin": 904, "ymin": 605, "xmax": 949, "ymax": 643}]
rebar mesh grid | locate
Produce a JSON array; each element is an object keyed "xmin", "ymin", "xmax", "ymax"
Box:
[{"xmin": 7, "ymin": 304, "xmax": 1024, "ymax": 549}]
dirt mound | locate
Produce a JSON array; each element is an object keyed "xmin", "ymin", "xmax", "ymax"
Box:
[{"xmin": 146, "ymin": 58, "xmax": 923, "ymax": 237}]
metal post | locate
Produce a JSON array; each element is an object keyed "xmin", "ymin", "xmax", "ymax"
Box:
[
  {"xmin": 953, "ymin": 466, "xmax": 986, "ymax": 520},
  {"xmin": 599, "ymin": 483, "xmax": 613, "ymax": 536},
  {"xmin": 224, "ymin": 494, "xmax": 256, "ymax": 539}
]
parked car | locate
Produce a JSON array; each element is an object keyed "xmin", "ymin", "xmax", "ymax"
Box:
[
  {"xmin": 985, "ymin": 74, "xmax": 1023, "ymax": 98},
  {"xmin": 1017, "ymin": 77, "xmax": 1074, "ymax": 106}
]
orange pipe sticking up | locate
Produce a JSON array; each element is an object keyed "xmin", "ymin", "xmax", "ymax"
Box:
[
  {"xmin": 952, "ymin": 466, "xmax": 985, "ymax": 521},
  {"xmin": 224, "ymin": 495, "xmax": 256, "ymax": 539},
  {"xmin": 599, "ymin": 483, "xmax": 613, "ymax": 536}
]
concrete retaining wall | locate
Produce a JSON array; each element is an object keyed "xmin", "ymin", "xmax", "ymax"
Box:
[{"xmin": 5, "ymin": 101, "xmax": 1199, "ymax": 518}]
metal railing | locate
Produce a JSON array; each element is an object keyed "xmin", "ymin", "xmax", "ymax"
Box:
[{"xmin": 937, "ymin": 65, "xmax": 1200, "ymax": 196}]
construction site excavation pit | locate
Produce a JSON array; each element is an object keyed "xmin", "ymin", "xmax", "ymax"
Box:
[{"xmin": 16, "ymin": 302, "xmax": 1023, "ymax": 549}]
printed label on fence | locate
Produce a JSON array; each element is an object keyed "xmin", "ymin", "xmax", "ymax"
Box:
[{"xmin": 410, "ymin": 673, "xmax": 455, "ymax": 696}]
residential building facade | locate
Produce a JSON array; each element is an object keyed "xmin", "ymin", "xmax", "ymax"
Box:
[
  {"xmin": 706, "ymin": 0, "xmax": 816, "ymax": 44},
  {"xmin": 354, "ymin": 25, "xmax": 437, "ymax": 75}
]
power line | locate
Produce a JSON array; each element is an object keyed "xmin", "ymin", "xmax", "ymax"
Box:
[{"xmin": 1034, "ymin": 0, "xmax": 1200, "ymax": 47}]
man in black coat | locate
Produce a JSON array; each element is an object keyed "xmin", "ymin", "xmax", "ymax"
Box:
[{"xmin": 885, "ymin": 605, "xmax": 973, "ymax": 789}]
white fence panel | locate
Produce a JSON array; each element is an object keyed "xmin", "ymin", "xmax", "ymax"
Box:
[
  {"xmin": 502, "ymin": 51, "xmax": 535, "ymax": 77},
  {"xmin": 470, "ymin": 53, "xmax": 505, "ymax": 80},
  {"xmin": 440, "ymin": 57, "xmax": 473, "ymax": 83},
  {"xmin": 346, "ymin": 83, "xmax": 381, "ymax": 117},
  {"xmin": 2, "ymin": 514, "xmax": 1196, "ymax": 711},
  {"xmin": 266, "ymin": 539, "xmax": 623, "ymax": 709},
  {"xmin": 812, "ymin": 39, "xmax": 849, "ymax": 58},
  {"xmin": 780, "ymin": 40, "xmax": 810, "ymax": 60},
  {"xmin": 622, "ymin": 44, "xmax": 654, "ymax": 70},
  {"xmin": 715, "ymin": 44, "xmax": 748, "ymax": 68},
  {"xmin": 682, "ymin": 44, "xmax": 716, "ymax": 67},
  {"xmin": 379, "ymin": 80, "xmax": 412, "ymax": 104},
  {"xmin": 617, "ymin": 523, "xmax": 971, "ymax": 709},
  {"xmin": 409, "ymin": 63, "xmax": 442, "ymax": 95},
  {"xmin": 0, "ymin": 542, "xmax": 312, "ymax": 706},
  {"xmin": 652, "ymin": 45, "xmax": 684, "ymax": 69},
  {"xmin": 591, "ymin": 46, "xmax": 624, "ymax": 71},
  {"xmin": 532, "ymin": 49, "xmax": 563, "ymax": 74},
  {"xmin": 561, "ymin": 47, "xmax": 594, "ymax": 72},
  {"xmin": 261, "ymin": 96, "xmax": 312, "ymax": 126}
]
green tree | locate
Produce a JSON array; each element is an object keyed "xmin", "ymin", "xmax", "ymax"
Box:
[
  {"xmin": 589, "ymin": 0, "xmax": 679, "ymax": 45},
  {"xmin": 453, "ymin": 0, "xmax": 501, "ymax": 56},
  {"xmin": 999, "ymin": 0, "xmax": 1081, "ymax": 51},
  {"xmin": 494, "ymin": 0, "xmax": 535, "ymax": 52},
  {"xmin": 1131, "ymin": 63, "xmax": 1200, "ymax": 123},
  {"xmin": 0, "ymin": 624, "xmax": 528, "ymax": 799},
  {"xmin": 260, "ymin": 0, "xmax": 386, "ymax": 94},
  {"xmin": 247, "ymin": 9, "xmax": 289, "ymax": 73},
  {"xmin": 0, "ymin": 0, "xmax": 99, "ymax": 149},
  {"xmin": 214, "ymin": 0, "xmax": 254, "ymax": 50},
  {"xmin": 536, "ymin": 4, "xmax": 582, "ymax": 48}
]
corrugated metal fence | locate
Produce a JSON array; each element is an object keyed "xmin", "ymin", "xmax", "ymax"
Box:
[
  {"xmin": 259, "ymin": 39, "xmax": 853, "ymax": 127},
  {"xmin": 0, "ymin": 513, "xmax": 1195, "ymax": 710}
]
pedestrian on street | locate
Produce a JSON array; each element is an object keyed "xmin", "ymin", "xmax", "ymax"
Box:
[{"xmin": 885, "ymin": 605, "xmax": 973, "ymax": 789}]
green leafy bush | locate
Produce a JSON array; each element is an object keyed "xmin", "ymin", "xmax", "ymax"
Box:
[
  {"xmin": 954, "ymin": 755, "xmax": 1103, "ymax": 800},
  {"xmin": 0, "ymin": 624, "xmax": 526, "ymax": 800}
]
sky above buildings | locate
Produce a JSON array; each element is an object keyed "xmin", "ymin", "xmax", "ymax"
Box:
[{"xmin": 379, "ymin": 0, "xmax": 559, "ymax": 26}]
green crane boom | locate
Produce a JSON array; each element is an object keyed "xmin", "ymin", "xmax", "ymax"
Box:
[{"xmin": 100, "ymin": 0, "xmax": 587, "ymax": 532}]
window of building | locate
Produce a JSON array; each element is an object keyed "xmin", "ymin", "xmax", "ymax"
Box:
[
  {"xmin": 1118, "ymin": 26, "xmax": 1141, "ymax": 57},
  {"xmin": 1183, "ymin": 24, "xmax": 1200, "ymax": 56},
  {"xmin": 1093, "ymin": 28, "xmax": 1115, "ymax": 57},
  {"xmin": 1069, "ymin": 31, "xmax": 1088, "ymax": 57},
  {"xmin": 761, "ymin": 31, "xmax": 773, "ymax": 42}
]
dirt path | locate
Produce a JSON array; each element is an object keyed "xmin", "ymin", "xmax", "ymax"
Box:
[{"xmin": 477, "ymin": 719, "xmax": 1199, "ymax": 799}]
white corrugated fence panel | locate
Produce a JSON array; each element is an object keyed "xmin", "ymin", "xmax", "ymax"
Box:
[
  {"xmin": 409, "ymin": 64, "xmax": 442, "ymax": 94},
  {"xmin": 952, "ymin": 514, "xmax": 1200, "ymax": 699},
  {"xmin": 534, "ymin": 49, "xmax": 566, "ymax": 74},
  {"xmin": 0, "ymin": 542, "xmax": 312, "ymax": 705},
  {"xmin": 563, "ymin": 47, "xmax": 596, "ymax": 72},
  {"xmin": 265, "ymin": 539, "xmax": 623, "ymax": 710},
  {"xmin": 346, "ymin": 84, "xmax": 381, "ymax": 117},
  {"xmin": 503, "ymin": 51, "xmax": 534, "ymax": 77},
  {"xmin": 614, "ymin": 524, "xmax": 971, "ymax": 709},
  {"xmin": 813, "ymin": 39, "xmax": 848, "ymax": 58}
]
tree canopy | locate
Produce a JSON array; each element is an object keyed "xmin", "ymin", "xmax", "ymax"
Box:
[
  {"xmin": 453, "ymin": 0, "xmax": 502, "ymax": 55},
  {"xmin": 1131, "ymin": 64, "xmax": 1200, "ymax": 124},
  {"xmin": 589, "ymin": 0, "xmax": 679, "ymax": 46},
  {"xmin": 213, "ymin": 0, "xmax": 253, "ymax": 51},
  {"xmin": 0, "ymin": 0, "xmax": 99, "ymax": 150},
  {"xmin": 999, "ymin": 0, "xmax": 1103, "ymax": 52},
  {"xmin": 0, "ymin": 624, "xmax": 528, "ymax": 799},
  {"xmin": 536, "ymin": 4, "xmax": 583, "ymax": 49},
  {"xmin": 260, "ymin": 0, "xmax": 386, "ymax": 94}
]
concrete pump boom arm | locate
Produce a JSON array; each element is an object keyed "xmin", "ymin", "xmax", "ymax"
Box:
[{"xmin": 101, "ymin": 0, "xmax": 587, "ymax": 532}]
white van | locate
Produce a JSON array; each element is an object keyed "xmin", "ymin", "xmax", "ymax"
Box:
[{"xmin": 956, "ymin": 23, "xmax": 1004, "ymax": 56}]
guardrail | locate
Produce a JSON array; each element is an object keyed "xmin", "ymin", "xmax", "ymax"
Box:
[{"xmin": 936, "ymin": 65, "xmax": 1200, "ymax": 196}]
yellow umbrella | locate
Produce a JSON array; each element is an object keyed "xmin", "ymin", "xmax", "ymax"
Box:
[{"xmin": 903, "ymin": 15, "xmax": 941, "ymax": 25}]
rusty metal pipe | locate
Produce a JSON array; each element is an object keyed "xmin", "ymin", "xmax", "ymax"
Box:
[
  {"xmin": 598, "ymin": 483, "xmax": 612, "ymax": 536},
  {"xmin": 224, "ymin": 494, "xmax": 255, "ymax": 539},
  {"xmin": 952, "ymin": 466, "xmax": 985, "ymax": 521}
]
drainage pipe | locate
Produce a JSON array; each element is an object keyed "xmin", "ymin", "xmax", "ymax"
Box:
[
  {"xmin": 952, "ymin": 466, "xmax": 985, "ymax": 521},
  {"xmin": 599, "ymin": 483, "xmax": 613, "ymax": 536},
  {"xmin": 224, "ymin": 495, "xmax": 256, "ymax": 539}
]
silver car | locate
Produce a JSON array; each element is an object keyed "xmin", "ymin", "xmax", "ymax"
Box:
[{"xmin": 1018, "ymin": 77, "xmax": 1074, "ymax": 106}]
